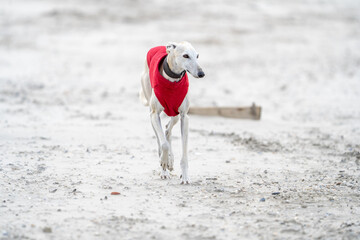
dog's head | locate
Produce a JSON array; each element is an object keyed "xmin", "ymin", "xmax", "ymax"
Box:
[{"xmin": 166, "ymin": 41, "xmax": 205, "ymax": 78}]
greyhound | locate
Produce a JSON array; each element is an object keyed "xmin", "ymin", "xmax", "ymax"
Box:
[{"xmin": 139, "ymin": 41, "xmax": 205, "ymax": 184}]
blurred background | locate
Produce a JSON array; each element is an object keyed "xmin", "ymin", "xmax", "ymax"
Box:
[{"xmin": 1, "ymin": 1, "xmax": 360, "ymax": 239}]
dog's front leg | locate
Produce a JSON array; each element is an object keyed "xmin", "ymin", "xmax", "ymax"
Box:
[
  {"xmin": 150, "ymin": 110, "xmax": 170, "ymax": 179},
  {"xmin": 180, "ymin": 113, "xmax": 189, "ymax": 184}
]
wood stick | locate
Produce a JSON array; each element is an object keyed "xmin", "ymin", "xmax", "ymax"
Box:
[{"xmin": 188, "ymin": 103, "xmax": 261, "ymax": 120}]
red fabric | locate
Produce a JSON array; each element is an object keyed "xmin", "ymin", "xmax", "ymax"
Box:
[{"xmin": 147, "ymin": 46, "xmax": 189, "ymax": 117}]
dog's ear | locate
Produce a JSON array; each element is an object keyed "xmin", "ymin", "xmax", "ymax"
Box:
[{"xmin": 166, "ymin": 42, "xmax": 177, "ymax": 53}]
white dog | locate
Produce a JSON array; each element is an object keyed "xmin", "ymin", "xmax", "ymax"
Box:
[{"xmin": 139, "ymin": 41, "xmax": 205, "ymax": 184}]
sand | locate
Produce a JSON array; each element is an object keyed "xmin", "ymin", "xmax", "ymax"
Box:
[{"xmin": 1, "ymin": 0, "xmax": 360, "ymax": 239}]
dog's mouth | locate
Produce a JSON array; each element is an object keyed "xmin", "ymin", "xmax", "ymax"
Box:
[{"xmin": 186, "ymin": 70, "xmax": 199, "ymax": 78}]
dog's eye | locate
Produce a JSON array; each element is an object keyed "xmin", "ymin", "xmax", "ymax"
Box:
[
  {"xmin": 183, "ymin": 54, "xmax": 189, "ymax": 59},
  {"xmin": 197, "ymin": 54, "xmax": 199, "ymax": 59}
]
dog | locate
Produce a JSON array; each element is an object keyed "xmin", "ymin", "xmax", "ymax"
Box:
[{"xmin": 139, "ymin": 41, "xmax": 205, "ymax": 184}]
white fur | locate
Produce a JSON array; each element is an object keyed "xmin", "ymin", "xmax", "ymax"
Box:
[{"xmin": 139, "ymin": 41, "xmax": 204, "ymax": 184}]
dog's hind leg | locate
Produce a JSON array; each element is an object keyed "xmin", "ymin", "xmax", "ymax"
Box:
[
  {"xmin": 140, "ymin": 60, "xmax": 151, "ymax": 106},
  {"xmin": 165, "ymin": 116, "xmax": 179, "ymax": 171}
]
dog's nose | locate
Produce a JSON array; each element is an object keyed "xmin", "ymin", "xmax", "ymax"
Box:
[{"xmin": 198, "ymin": 71, "xmax": 205, "ymax": 78}]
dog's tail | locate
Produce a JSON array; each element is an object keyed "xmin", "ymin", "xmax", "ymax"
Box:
[{"xmin": 139, "ymin": 88, "xmax": 149, "ymax": 106}]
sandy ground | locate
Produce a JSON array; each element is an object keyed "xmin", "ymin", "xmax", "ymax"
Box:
[{"xmin": 1, "ymin": 0, "xmax": 360, "ymax": 239}]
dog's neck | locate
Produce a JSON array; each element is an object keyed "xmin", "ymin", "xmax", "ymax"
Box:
[{"xmin": 161, "ymin": 55, "xmax": 185, "ymax": 82}]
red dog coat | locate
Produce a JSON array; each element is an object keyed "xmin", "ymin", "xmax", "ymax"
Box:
[{"xmin": 146, "ymin": 46, "xmax": 189, "ymax": 117}]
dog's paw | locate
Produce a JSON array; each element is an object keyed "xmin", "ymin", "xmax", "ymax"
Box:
[
  {"xmin": 180, "ymin": 174, "xmax": 190, "ymax": 185},
  {"xmin": 160, "ymin": 169, "xmax": 170, "ymax": 180}
]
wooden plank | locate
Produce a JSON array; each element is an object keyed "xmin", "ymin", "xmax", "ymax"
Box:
[{"xmin": 188, "ymin": 103, "xmax": 261, "ymax": 120}]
